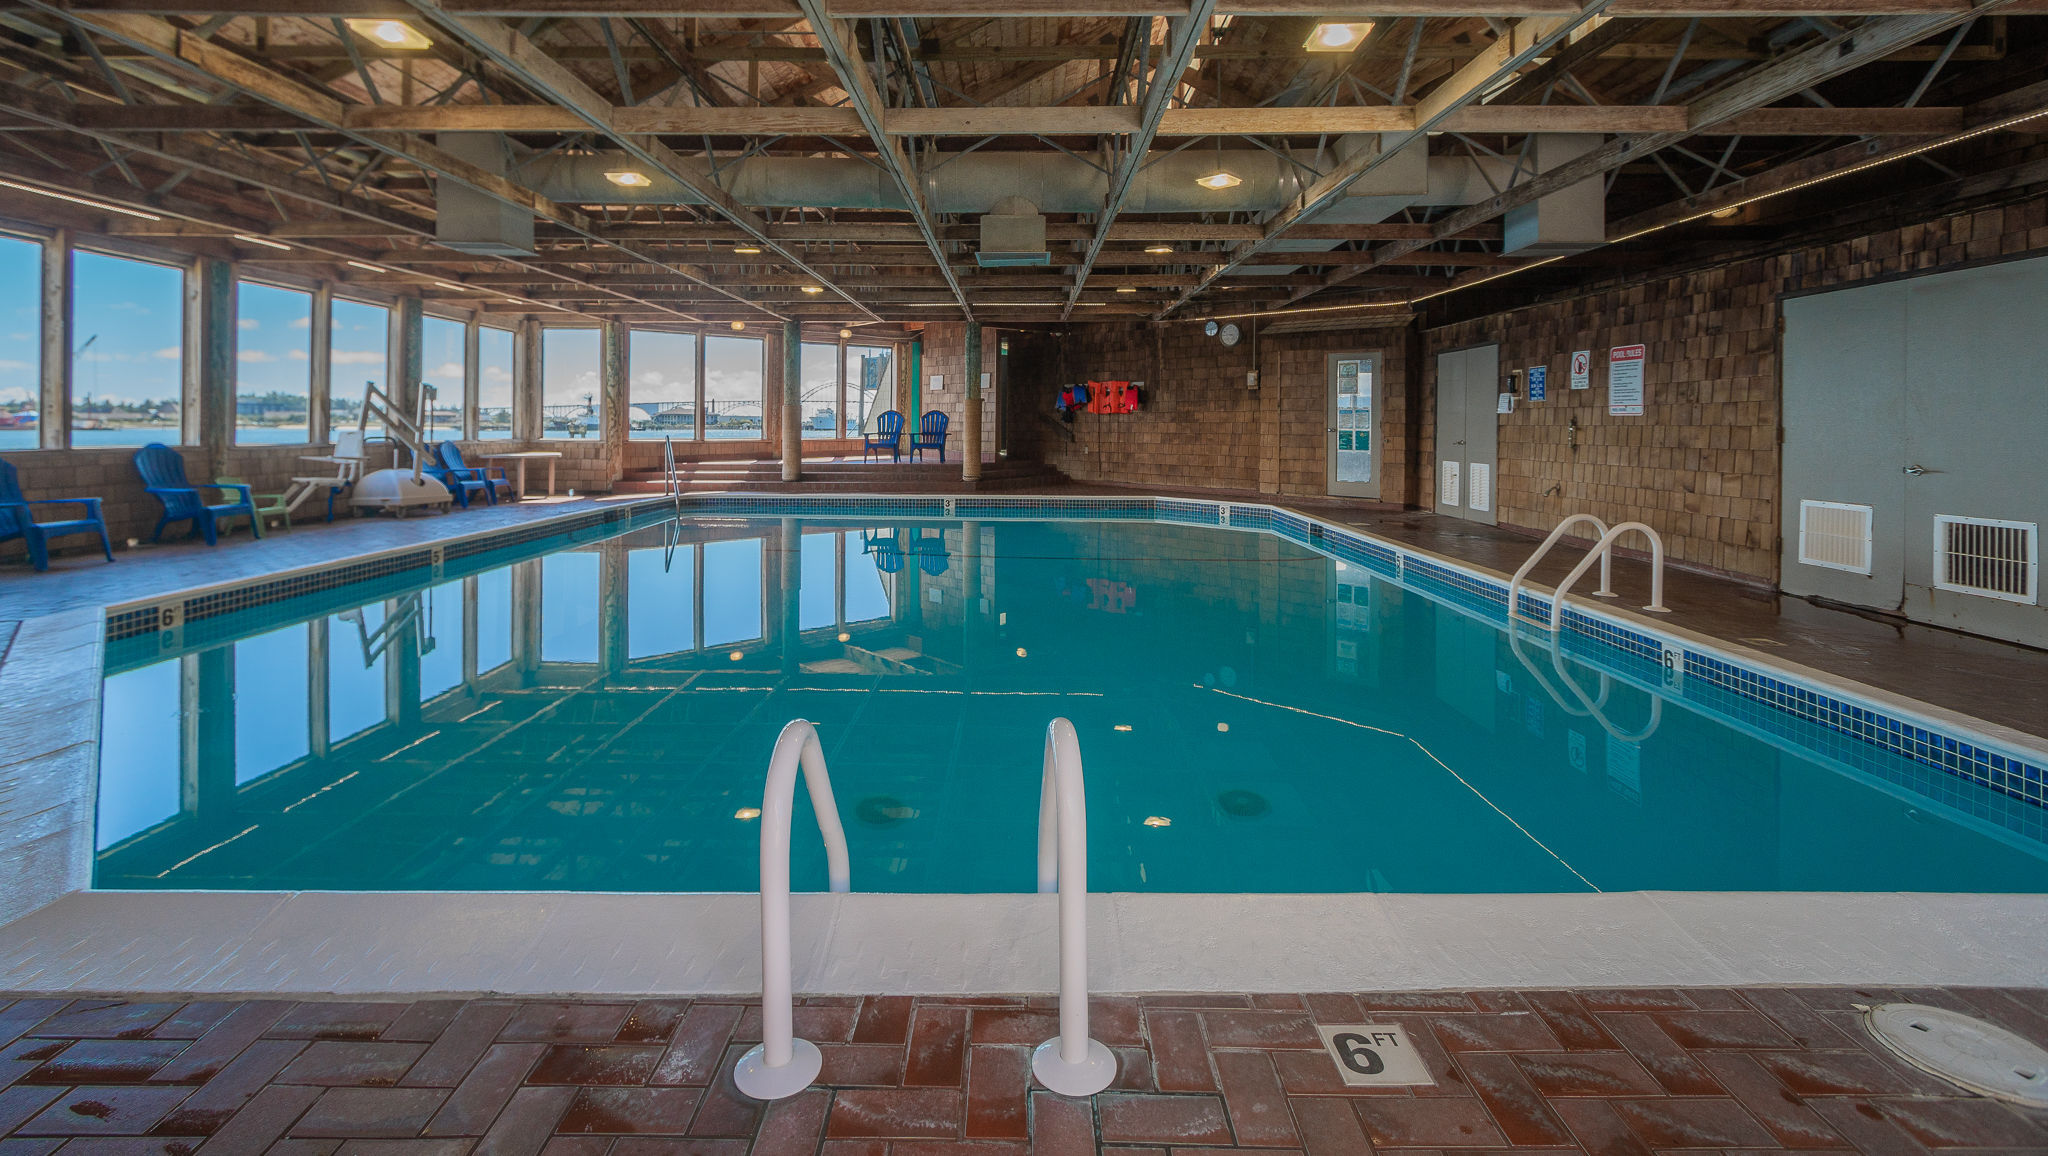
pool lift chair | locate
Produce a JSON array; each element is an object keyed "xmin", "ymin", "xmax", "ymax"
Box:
[
  {"xmin": 350, "ymin": 381, "xmax": 454, "ymax": 515},
  {"xmin": 281, "ymin": 430, "xmax": 370, "ymax": 522},
  {"xmin": 337, "ymin": 591, "xmax": 437, "ymax": 666}
]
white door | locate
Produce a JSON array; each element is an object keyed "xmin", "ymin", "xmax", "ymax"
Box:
[
  {"xmin": 1434, "ymin": 345, "xmax": 1499, "ymax": 526},
  {"xmin": 1326, "ymin": 352, "xmax": 1379, "ymax": 499}
]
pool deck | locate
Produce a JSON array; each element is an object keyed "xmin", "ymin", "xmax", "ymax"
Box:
[{"xmin": 0, "ymin": 986, "xmax": 2041, "ymax": 1152}]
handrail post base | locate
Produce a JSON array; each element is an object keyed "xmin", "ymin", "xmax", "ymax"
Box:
[
  {"xmin": 735, "ymin": 1038, "xmax": 823, "ymax": 1101},
  {"xmin": 1032, "ymin": 1036, "xmax": 1116, "ymax": 1097}
]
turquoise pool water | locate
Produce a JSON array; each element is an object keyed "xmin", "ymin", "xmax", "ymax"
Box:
[{"xmin": 94, "ymin": 514, "xmax": 2048, "ymax": 894}]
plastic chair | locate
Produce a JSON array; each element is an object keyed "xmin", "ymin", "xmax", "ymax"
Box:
[
  {"xmin": 861, "ymin": 528, "xmax": 905, "ymax": 574},
  {"xmin": 910, "ymin": 410, "xmax": 950, "ymax": 463},
  {"xmin": 909, "ymin": 530, "xmax": 950, "ymax": 576},
  {"xmin": 133, "ymin": 443, "xmax": 262, "ymax": 545},
  {"xmin": 427, "ymin": 441, "xmax": 514, "ymax": 508},
  {"xmin": 0, "ymin": 456, "xmax": 113, "ymax": 572},
  {"xmin": 863, "ymin": 410, "xmax": 904, "ymax": 463},
  {"xmin": 218, "ymin": 475, "xmax": 291, "ymax": 532},
  {"xmin": 286, "ymin": 430, "xmax": 369, "ymax": 522}
]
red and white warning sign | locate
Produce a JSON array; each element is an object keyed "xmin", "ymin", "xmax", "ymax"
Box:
[{"xmin": 1569, "ymin": 349, "xmax": 1591, "ymax": 390}]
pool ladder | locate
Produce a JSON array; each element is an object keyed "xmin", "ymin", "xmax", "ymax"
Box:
[
  {"xmin": 1506, "ymin": 513, "xmax": 1671, "ymax": 631},
  {"xmin": 733, "ymin": 718, "xmax": 1114, "ymax": 1101}
]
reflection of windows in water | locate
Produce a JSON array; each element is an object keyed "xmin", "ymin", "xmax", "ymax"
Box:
[{"xmin": 1334, "ymin": 577, "xmax": 1370, "ymax": 632}]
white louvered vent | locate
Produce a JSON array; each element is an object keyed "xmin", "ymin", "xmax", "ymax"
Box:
[
  {"xmin": 1439, "ymin": 460, "xmax": 1461, "ymax": 508},
  {"xmin": 1933, "ymin": 515, "xmax": 2038, "ymax": 603},
  {"xmin": 1467, "ymin": 463, "xmax": 1492, "ymax": 513},
  {"xmin": 1797, "ymin": 500, "xmax": 1874, "ymax": 575}
]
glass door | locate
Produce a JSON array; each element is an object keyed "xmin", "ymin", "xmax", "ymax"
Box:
[{"xmin": 1327, "ymin": 352, "xmax": 1378, "ymax": 498}]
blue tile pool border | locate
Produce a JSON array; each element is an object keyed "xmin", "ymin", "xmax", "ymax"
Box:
[{"xmin": 99, "ymin": 491, "xmax": 2048, "ymax": 824}]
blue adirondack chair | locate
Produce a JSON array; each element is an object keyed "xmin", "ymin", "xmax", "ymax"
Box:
[
  {"xmin": 862, "ymin": 528, "xmax": 905, "ymax": 574},
  {"xmin": 425, "ymin": 441, "xmax": 513, "ymax": 508},
  {"xmin": 863, "ymin": 410, "xmax": 904, "ymax": 463},
  {"xmin": 0, "ymin": 456, "xmax": 113, "ymax": 572},
  {"xmin": 133, "ymin": 443, "xmax": 262, "ymax": 545},
  {"xmin": 910, "ymin": 410, "xmax": 950, "ymax": 463},
  {"xmin": 909, "ymin": 529, "xmax": 949, "ymax": 576}
]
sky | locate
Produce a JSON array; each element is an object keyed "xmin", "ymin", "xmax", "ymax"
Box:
[
  {"xmin": 0, "ymin": 236, "xmax": 37, "ymax": 409},
  {"xmin": 328, "ymin": 298, "xmax": 388, "ymax": 405},
  {"xmin": 235, "ymin": 280, "xmax": 312, "ymax": 401},
  {"xmin": 72, "ymin": 249, "xmax": 184, "ymax": 407}
]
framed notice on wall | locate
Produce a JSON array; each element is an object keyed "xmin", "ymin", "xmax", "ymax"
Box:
[{"xmin": 1608, "ymin": 345, "xmax": 1646, "ymax": 416}]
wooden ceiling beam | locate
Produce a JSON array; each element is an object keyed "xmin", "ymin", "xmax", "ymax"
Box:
[{"xmin": 50, "ymin": 0, "xmax": 2048, "ymax": 15}]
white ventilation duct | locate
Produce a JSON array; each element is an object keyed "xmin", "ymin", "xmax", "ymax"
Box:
[{"xmin": 438, "ymin": 133, "xmax": 536, "ymax": 256}]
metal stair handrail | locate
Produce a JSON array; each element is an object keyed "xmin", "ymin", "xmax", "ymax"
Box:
[
  {"xmin": 1031, "ymin": 717, "xmax": 1117, "ymax": 1096},
  {"xmin": 1508, "ymin": 514, "xmax": 1671, "ymax": 631}
]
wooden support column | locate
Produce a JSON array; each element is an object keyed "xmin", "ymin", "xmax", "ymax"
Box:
[
  {"xmin": 778, "ymin": 517, "xmax": 801, "ymax": 675},
  {"xmin": 389, "ymin": 295, "xmax": 423, "ymax": 421},
  {"xmin": 515, "ymin": 318, "xmax": 543, "ymax": 441},
  {"xmin": 510, "ymin": 558, "xmax": 541, "ymax": 688},
  {"xmin": 962, "ymin": 321, "xmax": 982, "ymax": 483},
  {"xmin": 599, "ymin": 537, "xmax": 628, "ymax": 678},
  {"xmin": 310, "ymin": 282, "xmax": 333, "ymax": 445},
  {"xmin": 779, "ymin": 320, "xmax": 801, "ymax": 482},
  {"xmin": 463, "ymin": 313, "xmax": 481, "ymax": 441},
  {"xmin": 601, "ymin": 320, "xmax": 627, "ymax": 485},
  {"xmin": 38, "ymin": 231, "xmax": 69, "ymax": 450},
  {"xmin": 186, "ymin": 258, "xmax": 234, "ymax": 473},
  {"xmin": 385, "ymin": 596, "xmax": 421, "ymax": 730}
]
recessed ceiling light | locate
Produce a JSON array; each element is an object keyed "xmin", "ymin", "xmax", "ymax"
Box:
[
  {"xmin": 734, "ymin": 244, "xmax": 763, "ymax": 255},
  {"xmin": 734, "ymin": 807, "xmax": 762, "ymax": 820},
  {"xmin": 604, "ymin": 170, "xmax": 652, "ymax": 188},
  {"xmin": 1145, "ymin": 244, "xmax": 1174, "ymax": 254},
  {"xmin": 1115, "ymin": 286, "xmax": 1136, "ymax": 293},
  {"xmin": 1711, "ymin": 205, "xmax": 1742, "ymax": 219},
  {"xmin": 343, "ymin": 19, "xmax": 432, "ymax": 50},
  {"xmin": 1015, "ymin": 647, "xmax": 1028, "ymax": 658},
  {"xmin": 839, "ymin": 328, "xmax": 853, "ymax": 339},
  {"xmin": 730, "ymin": 320, "xmax": 746, "ymax": 330},
  {"xmin": 346, "ymin": 260, "xmax": 386, "ymax": 272},
  {"xmin": 837, "ymin": 631, "xmax": 850, "ymax": 642},
  {"xmin": 729, "ymin": 649, "xmax": 744, "ymax": 661},
  {"xmin": 232, "ymin": 233, "xmax": 292, "ymax": 251},
  {"xmin": 801, "ymin": 285, "xmax": 823, "ymax": 294},
  {"xmin": 0, "ymin": 178, "xmax": 162, "ymax": 221},
  {"xmin": 1195, "ymin": 170, "xmax": 1242, "ymax": 191},
  {"xmin": 1305, "ymin": 22, "xmax": 1373, "ymax": 52}
]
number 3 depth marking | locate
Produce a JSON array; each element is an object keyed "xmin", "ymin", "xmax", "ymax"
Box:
[{"xmin": 1333, "ymin": 1033, "xmax": 1385, "ymax": 1076}]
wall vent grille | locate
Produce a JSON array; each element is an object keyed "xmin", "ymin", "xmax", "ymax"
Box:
[
  {"xmin": 1439, "ymin": 461, "xmax": 1461, "ymax": 508},
  {"xmin": 1933, "ymin": 515, "xmax": 2038, "ymax": 603},
  {"xmin": 1467, "ymin": 463, "xmax": 1492, "ymax": 513},
  {"xmin": 1797, "ymin": 500, "xmax": 1874, "ymax": 575}
]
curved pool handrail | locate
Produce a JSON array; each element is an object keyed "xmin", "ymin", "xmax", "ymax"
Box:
[
  {"xmin": 1032, "ymin": 718, "xmax": 1117, "ymax": 1097},
  {"xmin": 733, "ymin": 719, "xmax": 850, "ymax": 1102},
  {"xmin": 1511, "ymin": 623, "xmax": 1663, "ymax": 744},
  {"xmin": 1507, "ymin": 514, "xmax": 1611, "ymax": 628},
  {"xmin": 1547, "ymin": 521, "xmax": 1670, "ymax": 632}
]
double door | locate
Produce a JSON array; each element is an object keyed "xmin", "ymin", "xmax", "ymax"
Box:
[{"xmin": 1434, "ymin": 344, "xmax": 1500, "ymax": 525}]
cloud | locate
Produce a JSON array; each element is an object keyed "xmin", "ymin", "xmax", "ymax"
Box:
[
  {"xmin": 238, "ymin": 350, "xmax": 275, "ymax": 363},
  {"xmin": 0, "ymin": 358, "xmax": 30, "ymax": 371},
  {"xmin": 430, "ymin": 361, "xmax": 463, "ymax": 379},
  {"xmin": 482, "ymin": 366, "xmax": 511, "ymax": 382},
  {"xmin": 289, "ymin": 316, "xmax": 311, "ymax": 330},
  {"xmin": 153, "ymin": 346, "xmax": 181, "ymax": 360},
  {"xmin": 332, "ymin": 350, "xmax": 384, "ymax": 365},
  {"xmin": 238, "ymin": 318, "xmax": 260, "ymax": 331},
  {"xmin": 288, "ymin": 349, "xmax": 309, "ymax": 361}
]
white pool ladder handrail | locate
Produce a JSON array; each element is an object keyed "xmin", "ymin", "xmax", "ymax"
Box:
[
  {"xmin": 1032, "ymin": 717, "xmax": 1117, "ymax": 1096},
  {"xmin": 733, "ymin": 719, "xmax": 851, "ymax": 1102},
  {"xmin": 1507, "ymin": 623, "xmax": 1663, "ymax": 744},
  {"xmin": 1507, "ymin": 514, "xmax": 1612, "ymax": 627},
  {"xmin": 662, "ymin": 434, "xmax": 679, "ymax": 500},
  {"xmin": 1508, "ymin": 514, "xmax": 1671, "ymax": 631}
]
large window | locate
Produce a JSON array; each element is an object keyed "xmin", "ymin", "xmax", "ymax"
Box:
[
  {"xmin": 96, "ymin": 660, "xmax": 182, "ymax": 850},
  {"xmin": 418, "ymin": 582, "xmax": 465, "ymax": 700},
  {"xmin": 799, "ymin": 341, "xmax": 839, "ymax": 439},
  {"xmin": 477, "ymin": 325, "xmax": 515, "ymax": 439},
  {"xmin": 423, "ymin": 316, "xmax": 466, "ymax": 442},
  {"xmin": 71, "ymin": 250, "xmax": 183, "ymax": 447},
  {"xmin": 703, "ymin": 538, "xmax": 763, "ymax": 646},
  {"xmin": 850, "ymin": 344, "xmax": 894, "ymax": 436},
  {"xmin": 800, "ymin": 531, "xmax": 837, "ymax": 629},
  {"xmin": 628, "ymin": 546, "xmax": 696, "ymax": 659},
  {"xmin": 541, "ymin": 550, "xmax": 600, "ymax": 661},
  {"xmin": 328, "ymin": 609, "xmax": 388, "ymax": 743},
  {"xmin": 703, "ymin": 335, "xmax": 763, "ymax": 441},
  {"xmin": 542, "ymin": 327, "xmax": 600, "ymax": 440},
  {"xmin": 330, "ymin": 298, "xmax": 389, "ymax": 438},
  {"xmin": 234, "ymin": 281, "xmax": 313, "ymax": 445},
  {"xmin": 0, "ymin": 236, "xmax": 41, "ymax": 452},
  {"xmin": 629, "ymin": 330, "xmax": 695, "ymax": 441},
  {"xmin": 235, "ymin": 625, "xmax": 310, "ymax": 783}
]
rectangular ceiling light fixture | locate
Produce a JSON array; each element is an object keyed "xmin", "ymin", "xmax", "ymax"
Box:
[{"xmin": 1305, "ymin": 22, "xmax": 1373, "ymax": 52}]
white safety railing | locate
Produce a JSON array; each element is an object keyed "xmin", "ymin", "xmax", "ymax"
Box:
[
  {"xmin": 1508, "ymin": 514, "xmax": 1670, "ymax": 631},
  {"xmin": 1507, "ymin": 624, "xmax": 1662, "ymax": 743},
  {"xmin": 733, "ymin": 719, "xmax": 851, "ymax": 1102},
  {"xmin": 662, "ymin": 434, "xmax": 679, "ymax": 499},
  {"xmin": 1031, "ymin": 718, "xmax": 1117, "ymax": 1096}
]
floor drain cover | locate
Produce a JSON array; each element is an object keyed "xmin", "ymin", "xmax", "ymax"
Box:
[{"xmin": 1865, "ymin": 1003, "xmax": 2048, "ymax": 1107}]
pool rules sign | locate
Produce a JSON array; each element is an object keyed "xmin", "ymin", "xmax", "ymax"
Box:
[
  {"xmin": 1316, "ymin": 1024, "xmax": 1436, "ymax": 1086},
  {"xmin": 1608, "ymin": 344, "xmax": 1647, "ymax": 416}
]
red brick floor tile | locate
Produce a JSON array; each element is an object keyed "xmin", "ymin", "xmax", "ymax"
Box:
[
  {"xmin": 1251, "ymin": 996, "xmax": 1308, "ymax": 1012},
  {"xmin": 268, "ymin": 1005, "xmax": 411, "ymax": 1042},
  {"xmin": 148, "ymin": 1002, "xmax": 241, "ymax": 1041},
  {"xmin": 1511, "ymin": 1052, "xmax": 1662, "ymax": 1098},
  {"xmin": 1750, "ymin": 1047, "xmax": 1952, "ymax": 1097},
  {"xmin": 1467, "ymin": 992, "xmax": 1533, "ymax": 1014},
  {"xmin": 1095, "ymin": 1094, "xmax": 1232, "ymax": 1146},
  {"xmin": 30, "ymin": 1003, "xmax": 183, "ymax": 1041},
  {"xmin": 1645, "ymin": 1011, "xmax": 1797, "ymax": 1050},
  {"xmin": 790, "ymin": 1006, "xmax": 860, "ymax": 1046},
  {"xmin": 12, "ymin": 1086, "xmax": 190, "ymax": 1137},
  {"xmin": 1213, "ymin": 1050, "xmax": 1298, "ymax": 1148},
  {"xmin": 265, "ymin": 1141, "xmax": 344, "ymax": 1156},
  {"xmin": 400, "ymin": 1003, "xmax": 518, "ymax": 1089},
  {"xmin": 152, "ymin": 1001, "xmax": 294, "ymax": 1087},
  {"xmin": 17, "ymin": 1039, "xmax": 187, "ymax": 1084},
  {"xmin": 681, "ymin": 1045, "xmax": 765, "ymax": 1138},
  {"xmin": 1358, "ymin": 993, "xmax": 1478, "ymax": 1014},
  {"xmin": 1267, "ymin": 1050, "xmax": 1412, "ymax": 1098},
  {"xmin": 1029, "ymin": 1090, "xmax": 1094, "ymax": 1156},
  {"xmin": 1684, "ymin": 989, "xmax": 1755, "ymax": 1011},
  {"xmin": 527, "ymin": 1046, "xmax": 664, "ymax": 1086},
  {"xmin": 277, "ymin": 1042, "xmax": 426, "ymax": 1088},
  {"xmin": 554, "ymin": 1087, "xmax": 705, "ymax": 1135},
  {"xmin": 1573, "ymin": 991, "xmax": 1699, "ymax": 1013},
  {"xmin": 1427, "ymin": 1013, "xmax": 1563, "ymax": 1055},
  {"xmin": 1089, "ymin": 999, "xmax": 1145, "ymax": 1048},
  {"xmin": 1374, "ymin": 1014, "xmax": 1474, "ymax": 1098},
  {"xmin": 180, "ymin": 1083, "xmax": 320, "ymax": 1155},
  {"xmin": 1110, "ymin": 1046, "xmax": 1155, "ymax": 1093},
  {"xmin": 818, "ymin": 1141, "xmax": 889, "ymax": 1156},
  {"xmin": 1454, "ymin": 1052, "xmax": 1572, "ymax": 1146},
  {"xmin": 424, "ymin": 1043, "xmax": 545, "ymax": 1136},
  {"xmin": 1606, "ymin": 1098, "xmax": 1776, "ymax": 1149},
  {"xmin": 1594, "ymin": 1015, "xmax": 1724, "ymax": 1096},
  {"xmin": 152, "ymin": 1038, "xmax": 305, "ymax": 1134},
  {"xmin": 289, "ymin": 1088, "xmax": 448, "ymax": 1138},
  {"xmin": 473, "ymin": 1085, "xmax": 576, "ymax": 1156},
  {"xmin": 1873, "ymin": 1097, "xmax": 2048, "ymax": 1148},
  {"xmin": 1303, "ymin": 994, "xmax": 1363, "ymax": 1025},
  {"xmin": 614, "ymin": 1002, "xmax": 692, "ymax": 1046},
  {"xmin": 890, "ymin": 1143, "xmax": 1029, "ymax": 1156},
  {"xmin": 537, "ymin": 1138, "xmax": 610, "ymax": 1156},
  {"xmin": 1735, "ymin": 989, "xmax": 1863, "ymax": 1051},
  {"xmin": 0, "ymin": 1003, "xmax": 66, "ymax": 1050},
  {"xmin": 851, "ymin": 997, "xmax": 915, "ymax": 1046},
  {"xmin": 1523, "ymin": 993, "xmax": 1620, "ymax": 1052},
  {"xmin": 648, "ymin": 1005, "xmax": 742, "ymax": 1088},
  {"xmin": 1695, "ymin": 1052, "xmax": 1845, "ymax": 1149},
  {"xmin": 1145, "ymin": 1012, "xmax": 1215, "ymax": 1094},
  {"xmin": 969, "ymin": 1010, "xmax": 1060, "ymax": 1048},
  {"xmin": 608, "ymin": 1140, "xmax": 749, "ymax": 1155},
  {"xmin": 1139, "ymin": 996, "xmax": 1251, "ymax": 1010},
  {"xmin": 904, "ymin": 1007, "xmax": 969, "ymax": 1088},
  {"xmin": 818, "ymin": 1043, "xmax": 909, "ymax": 1087},
  {"xmin": 826, "ymin": 1088, "xmax": 965, "ymax": 1139},
  {"xmin": 965, "ymin": 1045, "xmax": 1031, "ymax": 1141},
  {"xmin": 1353, "ymin": 1096, "xmax": 1509, "ymax": 1148},
  {"xmin": 381, "ymin": 1002, "xmax": 467, "ymax": 1044},
  {"xmin": 1805, "ymin": 1098, "xmax": 1936, "ymax": 1156},
  {"xmin": 0, "ymin": 1038, "xmax": 61, "ymax": 1087},
  {"xmin": 1287, "ymin": 1095, "xmax": 1374, "ymax": 1154},
  {"xmin": 1550, "ymin": 1098, "xmax": 1654, "ymax": 1156},
  {"xmin": 56, "ymin": 1139, "xmax": 210, "ymax": 1155},
  {"xmin": 1198, "ymin": 1012, "xmax": 1321, "ymax": 1050},
  {"xmin": 498, "ymin": 1005, "xmax": 634, "ymax": 1045},
  {"xmin": 750, "ymin": 1087, "xmax": 829, "ymax": 1153}
]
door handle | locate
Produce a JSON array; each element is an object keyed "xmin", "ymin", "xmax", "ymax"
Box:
[
  {"xmin": 1903, "ymin": 464, "xmax": 1932, "ymax": 476},
  {"xmin": 1326, "ymin": 427, "xmax": 1337, "ymax": 433}
]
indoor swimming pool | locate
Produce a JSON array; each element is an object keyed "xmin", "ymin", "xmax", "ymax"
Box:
[{"xmin": 92, "ymin": 506, "xmax": 2048, "ymax": 896}]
